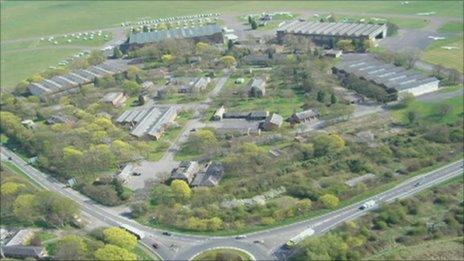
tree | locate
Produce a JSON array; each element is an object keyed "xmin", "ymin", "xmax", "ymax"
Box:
[
  {"xmin": 162, "ymin": 54, "xmax": 174, "ymax": 64},
  {"xmin": 103, "ymin": 227, "xmax": 138, "ymax": 250},
  {"xmin": 407, "ymin": 110, "xmax": 418, "ymax": 124},
  {"xmin": 386, "ymin": 22, "xmax": 399, "ymax": 36},
  {"xmin": 130, "ymin": 202, "xmax": 148, "ymax": 218},
  {"xmin": 316, "ymin": 91, "xmax": 326, "ymax": 103},
  {"xmin": 1, "ymin": 182, "xmax": 25, "ymax": 196},
  {"xmin": 438, "ymin": 104, "xmax": 453, "ymax": 119},
  {"xmin": 13, "ymin": 194, "xmax": 37, "ymax": 224},
  {"xmin": 250, "ymin": 19, "xmax": 258, "ymax": 30},
  {"xmin": 55, "ymin": 235, "xmax": 88, "ymax": 260},
  {"xmin": 94, "ymin": 244, "xmax": 137, "ymax": 261},
  {"xmin": 113, "ymin": 47, "xmax": 123, "ymax": 58},
  {"xmin": 248, "ymin": 16, "xmax": 252, "ymax": 24},
  {"xmin": 313, "ymin": 133, "xmax": 345, "ymax": 157},
  {"xmin": 219, "ymin": 55, "xmax": 237, "ymax": 68},
  {"xmin": 87, "ymin": 50, "xmax": 106, "ymax": 65},
  {"xmin": 13, "ymin": 80, "xmax": 30, "ymax": 96},
  {"xmin": 330, "ymin": 93, "xmax": 338, "ymax": 104},
  {"xmin": 362, "ymin": 39, "xmax": 375, "ymax": 51},
  {"xmin": 125, "ymin": 66, "xmax": 141, "ymax": 80},
  {"xmin": 336, "ymin": 40, "xmax": 355, "ymax": 52},
  {"xmin": 122, "ymin": 80, "xmax": 141, "ymax": 96},
  {"xmin": 207, "ymin": 217, "xmax": 223, "ymax": 231},
  {"xmin": 171, "ymin": 180, "xmax": 192, "ymax": 200},
  {"xmin": 35, "ymin": 191, "xmax": 80, "ymax": 227},
  {"xmin": 227, "ymin": 39, "xmax": 234, "ymax": 50},
  {"xmin": 320, "ymin": 194, "xmax": 340, "ymax": 208}
]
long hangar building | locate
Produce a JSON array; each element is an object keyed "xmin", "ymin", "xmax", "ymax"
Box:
[
  {"xmin": 277, "ymin": 20, "xmax": 388, "ymax": 47},
  {"xmin": 121, "ymin": 24, "xmax": 224, "ymax": 51}
]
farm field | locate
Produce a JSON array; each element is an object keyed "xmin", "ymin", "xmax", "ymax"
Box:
[
  {"xmin": 438, "ymin": 21, "xmax": 464, "ymax": 33},
  {"xmin": 2, "ymin": 1, "xmax": 463, "ymax": 41},
  {"xmin": 421, "ymin": 36, "xmax": 464, "ymax": 73}
]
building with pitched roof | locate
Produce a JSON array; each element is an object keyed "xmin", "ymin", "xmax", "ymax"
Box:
[
  {"xmin": 170, "ymin": 161, "xmax": 199, "ymax": 184},
  {"xmin": 28, "ymin": 59, "xmax": 128, "ymax": 99},
  {"xmin": 116, "ymin": 105, "xmax": 177, "ymax": 140},
  {"xmin": 1, "ymin": 228, "xmax": 48, "ymax": 259},
  {"xmin": 333, "ymin": 53, "xmax": 440, "ymax": 97},
  {"xmin": 100, "ymin": 92, "xmax": 128, "ymax": 107},
  {"xmin": 277, "ymin": 20, "xmax": 387, "ymax": 48},
  {"xmin": 122, "ymin": 24, "xmax": 224, "ymax": 51},
  {"xmin": 249, "ymin": 77, "xmax": 266, "ymax": 98},
  {"xmin": 289, "ymin": 109, "xmax": 319, "ymax": 124},
  {"xmin": 191, "ymin": 162, "xmax": 225, "ymax": 187},
  {"xmin": 263, "ymin": 113, "xmax": 283, "ymax": 130}
]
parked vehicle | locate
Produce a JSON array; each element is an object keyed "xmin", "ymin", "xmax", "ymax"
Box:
[
  {"xmin": 162, "ymin": 232, "xmax": 172, "ymax": 236},
  {"xmin": 235, "ymin": 235, "xmax": 247, "ymax": 239},
  {"xmin": 152, "ymin": 243, "xmax": 159, "ymax": 249},
  {"xmin": 359, "ymin": 200, "xmax": 376, "ymax": 210}
]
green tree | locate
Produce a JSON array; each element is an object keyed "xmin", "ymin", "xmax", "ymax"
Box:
[
  {"xmin": 125, "ymin": 65, "xmax": 141, "ymax": 80},
  {"xmin": 438, "ymin": 104, "xmax": 453, "ymax": 119},
  {"xmin": 219, "ymin": 55, "xmax": 237, "ymax": 68},
  {"xmin": 13, "ymin": 194, "xmax": 38, "ymax": 224},
  {"xmin": 317, "ymin": 91, "xmax": 326, "ymax": 103},
  {"xmin": 313, "ymin": 133, "xmax": 345, "ymax": 157},
  {"xmin": 87, "ymin": 50, "xmax": 106, "ymax": 65},
  {"xmin": 103, "ymin": 227, "xmax": 138, "ymax": 250},
  {"xmin": 330, "ymin": 93, "xmax": 338, "ymax": 104},
  {"xmin": 407, "ymin": 110, "xmax": 418, "ymax": 124},
  {"xmin": 248, "ymin": 16, "xmax": 252, "ymax": 24},
  {"xmin": 1, "ymin": 182, "xmax": 25, "ymax": 196},
  {"xmin": 55, "ymin": 235, "xmax": 88, "ymax": 260},
  {"xmin": 250, "ymin": 19, "xmax": 258, "ymax": 30},
  {"xmin": 321, "ymin": 194, "xmax": 340, "ymax": 208},
  {"xmin": 227, "ymin": 39, "xmax": 234, "ymax": 50},
  {"xmin": 36, "ymin": 191, "xmax": 80, "ymax": 227},
  {"xmin": 113, "ymin": 47, "xmax": 123, "ymax": 58},
  {"xmin": 94, "ymin": 244, "xmax": 137, "ymax": 261},
  {"xmin": 171, "ymin": 180, "xmax": 192, "ymax": 200},
  {"xmin": 162, "ymin": 54, "xmax": 174, "ymax": 64},
  {"xmin": 122, "ymin": 80, "xmax": 141, "ymax": 96},
  {"xmin": 336, "ymin": 39, "xmax": 355, "ymax": 52}
]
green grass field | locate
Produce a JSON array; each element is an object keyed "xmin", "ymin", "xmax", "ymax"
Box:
[
  {"xmin": 392, "ymin": 95, "xmax": 464, "ymax": 125},
  {"xmin": 193, "ymin": 248, "xmax": 252, "ymax": 261},
  {"xmin": 421, "ymin": 36, "xmax": 464, "ymax": 73},
  {"xmin": 438, "ymin": 21, "xmax": 464, "ymax": 33},
  {"xmin": 2, "ymin": 1, "xmax": 463, "ymax": 41},
  {"xmin": 1, "ymin": 48, "xmax": 81, "ymax": 89}
]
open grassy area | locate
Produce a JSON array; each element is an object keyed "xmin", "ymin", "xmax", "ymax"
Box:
[
  {"xmin": 2, "ymin": 1, "xmax": 463, "ymax": 41},
  {"xmin": 1, "ymin": 48, "xmax": 81, "ymax": 89},
  {"xmin": 367, "ymin": 237, "xmax": 464, "ymax": 260},
  {"xmin": 421, "ymin": 36, "xmax": 464, "ymax": 73},
  {"xmin": 193, "ymin": 248, "xmax": 253, "ymax": 261},
  {"xmin": 392, "ymin": 95, "xmax": 464, "ymax": 125},
  {"xmin": 438, "ymin": 21, "xmax": 464, "ymax": 33}
]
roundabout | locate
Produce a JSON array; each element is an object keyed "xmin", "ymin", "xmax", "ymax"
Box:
[{"xmin": 191, "ymin": 247, "xmax": 254, "ymax": 261}]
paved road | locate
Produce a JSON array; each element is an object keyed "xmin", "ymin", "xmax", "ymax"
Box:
[{"xmin": 2, "ymin": 146, "xmax": 461, "ymax": 260}]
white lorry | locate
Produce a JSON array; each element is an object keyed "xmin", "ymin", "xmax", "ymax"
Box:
[
  {"xmin": 359, "ymin": 200, "xmax": 376, "ymax": 210},
  {"xmin": 285, "ymin": 228, "xmax": 315, "ymax": 247}
]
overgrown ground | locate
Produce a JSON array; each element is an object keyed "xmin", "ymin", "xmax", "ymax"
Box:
[{"xmin": 291, "ymin": 176, "xmax": 464, "ymax": 260}]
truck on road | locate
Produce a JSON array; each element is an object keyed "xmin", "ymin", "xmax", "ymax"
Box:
[
  {"xmin": 359, "ymin": 200, "xmax": 376, "ymax": 210},
  {"xmin": 285, "ymin": 228, "xmax": 315, "ymax": 247}
]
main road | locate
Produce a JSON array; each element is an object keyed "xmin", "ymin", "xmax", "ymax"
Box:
[{"xmin": 1, "ymin": 147, "xmax": 462, "ymax": 260}]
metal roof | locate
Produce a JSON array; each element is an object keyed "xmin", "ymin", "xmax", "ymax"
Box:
[
  {"xmin": 278, "ymin": 20, "xmax": 387, "ymax": 38},
  {"xmin": 335, "ymin": 54, "xmax": 439, "ymax": 92},
  {"xmin": 128, "ymin": 24, "xmax": 222, "ymax": 44}
]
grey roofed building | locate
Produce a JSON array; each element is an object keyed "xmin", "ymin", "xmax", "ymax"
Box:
[
  {"xmin": 28, "ymin": 59, "xmax": 129, "ymax": 99},
  {"xmin": 213, "ymin": 105, "xmax": 226, "ymax": 121},
  {"xmin": 116, "ymin": 105, "xmax": 177, "ymax": 140},
  {"xmin": 248, "ymin": 111, "xmax": 269, "ymax": 120},
  {"xmin": 170, "ymin": 161, "xmax": 199, "ymax": 184},
  {"xmin": 126, "ymin": 24, "xmax": 224, "ymax": 46},
  {"xmin": 223, "ymin": 111, "xmax": 250, "ymax": 119},
  {"xmin": 115, "ymin": 164, "xmax": 133, "ymax": 183},
  {"xmin": 46, "ymin": 115, "xmax": 75, "ymax": 125},
  {"xmin": 263, "ymin": 113, "xmax": 283, "ymax": 130},
  {"xmin": 249, "ymin": 77, "xmax": 266, "ymax": 98},
  {"xmin": 333, "ymin": 53, "xmax": 440, "ymax": 97},
  {"xmin": 100, "ymin": 91, "xmax": 127, "ymax": 107},
  {"xmin": 191, "ymin": 162, "xmax": 224, "ymax": 187},
  {"xmin": 290, "ymin": 109, "xmax": 319, "ymax": 124},
  {"xmin": 277, "ymin": 21, "xmax": 387, "ymax": 47},
  {"xmin": 2, "ymin": 245, "xmax": 47, "ymax": 259}
]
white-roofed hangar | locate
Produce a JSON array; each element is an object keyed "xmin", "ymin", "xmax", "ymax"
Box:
[
  {"xmin": 333, "ymin": 54, "xmax": 440, "ymax": 99},
  {"xmin": 277, "ymin": 20, "xmax": 387, "ymax": 48}
]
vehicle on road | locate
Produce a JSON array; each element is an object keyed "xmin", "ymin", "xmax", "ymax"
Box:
[
  {"xmin": 8, "ymin": 157, "xmax": 12, "ymax": 160},
  {"xmin": 253, "ymin": 240, "xmax": 264, "ymax": 243},
  {"xmin": 414, "ymin": 182, "xmax": 421, "ymax": 187},
  {"xmin": 132, "ymin": 172, "xmax": 142, "ymax": 176},
  {"xmin": 359, "ymin": 200, "xmax": 376, "ymax": 210},
  {"xmin": 152, "ymin": 243, "xmax": 159, "ymax": 249},
  {"xmin": 190, "ymin": 128, "xmax": 196, "ymax": 132},
  {"xmin": 162, "ymin": 231, "xmax": 172, "ymax": 236},
  {"xmin": 235, "ymin": 235, "xmax": 247, "ymax": 239},
  {"xmin": 285, "ymin": 228, "xmax": 315, "ymax": 247}
]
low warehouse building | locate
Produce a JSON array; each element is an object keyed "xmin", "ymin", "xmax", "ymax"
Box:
[
  {"xmin": 116, "ymin": 105, "xmax": 177, "ymax": 140},
  {"xmin": 333, "ymin": 54, "xmax": 440, "ymax": 97},
  {"xmin": 289, "ymin": 109, "xmax": 319, "ymax": 124},
  {"xmin": 100, "ymin": 92, "xmax": 127, "ymax": 107},
  {"xmin": 263, "ymin": 113, "xmax": 283, "ymax": 130},
  {"xmin": 277, "ymin": 20, "xmax": 387, "ymax": 48},
  {"xmin": 122, "ymin": 24, "xmax": 224, "ymax": 51},
  {"xmin": 249, "ymin": 77, "xmax": 266, "ymax": 98}
]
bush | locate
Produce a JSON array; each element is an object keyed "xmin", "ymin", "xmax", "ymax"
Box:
[{"xmin": 82, "ymin": 184, "xmax": 120, "ymax": 206}]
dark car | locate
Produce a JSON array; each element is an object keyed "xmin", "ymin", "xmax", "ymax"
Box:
[
  {"xmin": 253, "ymin": 240, "xmax": 264, "ymax": 244},
  {"xmin": 190, "ymin": 128, "xmax": 196, "ymax": 132},
  {"xmin": 8, "ymin": 157, "xmax": 12, "ymax": 160},
  {"xmin": 132, "ymin": 172, "xmax": 142, "ymax": 176},
  {"xmin": 152, "ymin": 243, "xmax": 159, "ymax": 249},
  {"xmin": 414, "ymin": 182, "xmax": 421, "ymax": 187},
  {"xmin": 162, "ymin": 232, "xmax": 172, "ymax": 236}
]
